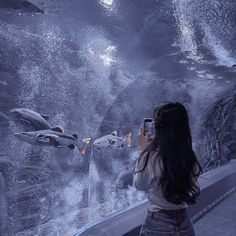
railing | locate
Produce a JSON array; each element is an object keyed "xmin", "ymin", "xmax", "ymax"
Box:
[{"xmin": 75, "ymin": 160, "xmax": 236, "ymax": 236}]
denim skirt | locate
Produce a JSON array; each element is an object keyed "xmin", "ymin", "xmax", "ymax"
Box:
[{"xmin": 139, "ymin": 208, "xmax": 195, "ymax": 236}]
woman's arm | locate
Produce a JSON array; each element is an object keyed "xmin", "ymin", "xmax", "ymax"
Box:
[
  {"xmin": 192, "ymin": 162, "xmax": 201, "ymax": 183},
  {"xmin": 132, "ymin": 124, "xmax": 152, "ymax": 191},
  {"xmin": 132, "ymin": 152, "xmax": 150, "ymax": 191}
]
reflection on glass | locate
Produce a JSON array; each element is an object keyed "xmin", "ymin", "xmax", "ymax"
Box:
[{"xmin": 0, "ymin": 0, "xmax": 235, "ymax": 235}]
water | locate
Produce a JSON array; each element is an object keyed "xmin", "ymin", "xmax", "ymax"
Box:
[{"xmin": 0, "ymin": 0, "xmax": 236, "ymax": 235}]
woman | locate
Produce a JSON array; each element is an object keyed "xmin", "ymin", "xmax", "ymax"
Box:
[{"xmin": 133, "ymin": 102, "xmax": 202, "ymax": 236}]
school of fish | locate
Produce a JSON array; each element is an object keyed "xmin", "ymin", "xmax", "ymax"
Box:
[{"xmin": 3, "ymin": 108, "xmax": 132, "ymax": 155}]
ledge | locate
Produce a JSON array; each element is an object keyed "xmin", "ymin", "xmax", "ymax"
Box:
[{"xmin": 75, "ymin": 160, "xmax": 236, "ymax": 236}]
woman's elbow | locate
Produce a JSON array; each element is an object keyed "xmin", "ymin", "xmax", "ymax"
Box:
[{"xmin": 132, "ymin": 175, "xmax": 146, "ymax": 191}]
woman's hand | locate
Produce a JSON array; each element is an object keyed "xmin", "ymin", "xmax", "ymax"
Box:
[{"xmin": 137, "ymin": 123, "xmax": 153, "ymax": 153}]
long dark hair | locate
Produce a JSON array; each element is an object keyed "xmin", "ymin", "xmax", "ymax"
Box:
[{"xmin": 137, "ymin": 102, "xmax": 202, "ymax": 204}]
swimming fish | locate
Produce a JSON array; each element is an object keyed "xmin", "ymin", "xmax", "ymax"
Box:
[
  {"xmin": 14, "ymin": 129, "xmax": 91, "ymax": 154},
  {"xmin": 10, "ymin": 108, "xmax": 62, "ymax": 132},
  {"xmin": 93, "ymin": 131, "xmax": 131, "ymax": 149},
  {"xmin": 0, "ymin": 0, "xmax": 44, "ymax": 14}
]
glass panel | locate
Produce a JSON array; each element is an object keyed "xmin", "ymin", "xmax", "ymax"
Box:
[{"xmin": 0, "ymin": 1, "xmax": 235, "ymax": 236}]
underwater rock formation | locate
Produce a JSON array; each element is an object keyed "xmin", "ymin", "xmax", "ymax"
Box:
[{"xmin": 199, "ymin": 87, "xmax": 236, "ymax": 170}]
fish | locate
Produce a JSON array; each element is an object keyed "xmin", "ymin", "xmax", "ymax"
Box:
[
  {"xmin": 0, "ymin": 0, "xmax": 44, "ymax": 14},
  {"xmin": 93, "ymin": 131, "xmax": 131, "ymax": 149},
  {"xmin": 14, "ymin": 129, "xmax": 91, "ymax": 154},
  {"xmin": 10, "ymin": 108, "xmax": 62, "ymax": 131}
]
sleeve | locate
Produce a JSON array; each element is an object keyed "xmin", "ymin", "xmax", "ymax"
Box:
[
  {"xmin": 192, "ymin": 162, "xmax": 201, "ymax": 183},
  {"xmin": 132, "ymin": 152, "xmax": 150, "ymax": 191}
]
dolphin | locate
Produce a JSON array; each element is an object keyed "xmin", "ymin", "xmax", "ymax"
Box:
[
  {"xmin": 10, "ymin": 108, "xmax": 57, "ymax": 131},
  {"xmin": 14, "ymin": 129, "xmax": 91, "ymax": 154},
  {"xmin": 0, "ymin": 0, "xmax": 44, "ymax": 14},
  {"xmin": 93, "ymin": 131, "xmax": 131, "ymax": 149}
]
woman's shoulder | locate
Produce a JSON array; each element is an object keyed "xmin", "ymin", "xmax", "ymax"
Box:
[
  {"xmin": 139, "ymin": 150, "xmax": 160, "ymax": 162},
  {"xmin": 147, "ymin": 151, "xmax": 162, "ymax": 171},
  {"xmin": 148, "ymin": 150, "xmax": 161, "ymax": 162},
  {"xmin": 137, "ymin": 150, "xmax": 161, "ymax": 167},
  {"xmin": 149, "ymin": 150, "xmax": 160, "ymax": 157}
]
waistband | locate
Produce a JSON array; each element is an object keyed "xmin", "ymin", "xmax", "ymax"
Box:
[
  {"xmin": 159, "ymin": 208, "xmax": 187, "ymax": 213},
  {"xmin": 148, "ymin": 208, "xmax": 187, "ymax": 217}
]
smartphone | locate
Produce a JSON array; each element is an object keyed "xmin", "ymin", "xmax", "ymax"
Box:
[{"xmin": 144, "ymin": 118, "xmax": 154, "ymax": 136}]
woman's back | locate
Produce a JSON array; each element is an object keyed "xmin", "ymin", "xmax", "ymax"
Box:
[
  {"xmin": 133, "ymin": 102, "xmax": 202, "ymax": 236},
  {"xmin": 133, "ymin": 151, "xmax": 188, "ymax": 211}
]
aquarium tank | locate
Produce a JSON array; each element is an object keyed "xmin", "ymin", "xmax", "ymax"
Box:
[{"xmin": 0, "ymin": 0, "xmax": 236, "ymax": 235}]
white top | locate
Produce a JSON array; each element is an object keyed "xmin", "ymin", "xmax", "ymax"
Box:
[{"xmin": 133, "ymin": 151, "xmax": 197, "ymax": 212}]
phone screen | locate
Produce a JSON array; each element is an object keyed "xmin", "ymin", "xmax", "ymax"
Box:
[{"xmin": 144, "ymin": 118, "xmax": 154, "ymax": 136}]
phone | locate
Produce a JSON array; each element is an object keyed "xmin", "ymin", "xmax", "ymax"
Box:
[{"xmin": 144, "ymin": 118, "xmax": 154, "ymax": 136}]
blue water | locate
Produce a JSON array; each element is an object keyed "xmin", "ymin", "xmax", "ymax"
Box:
[{"xmin": 0, "ymin": 0, "xmax": 236, "ymax": 235}]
